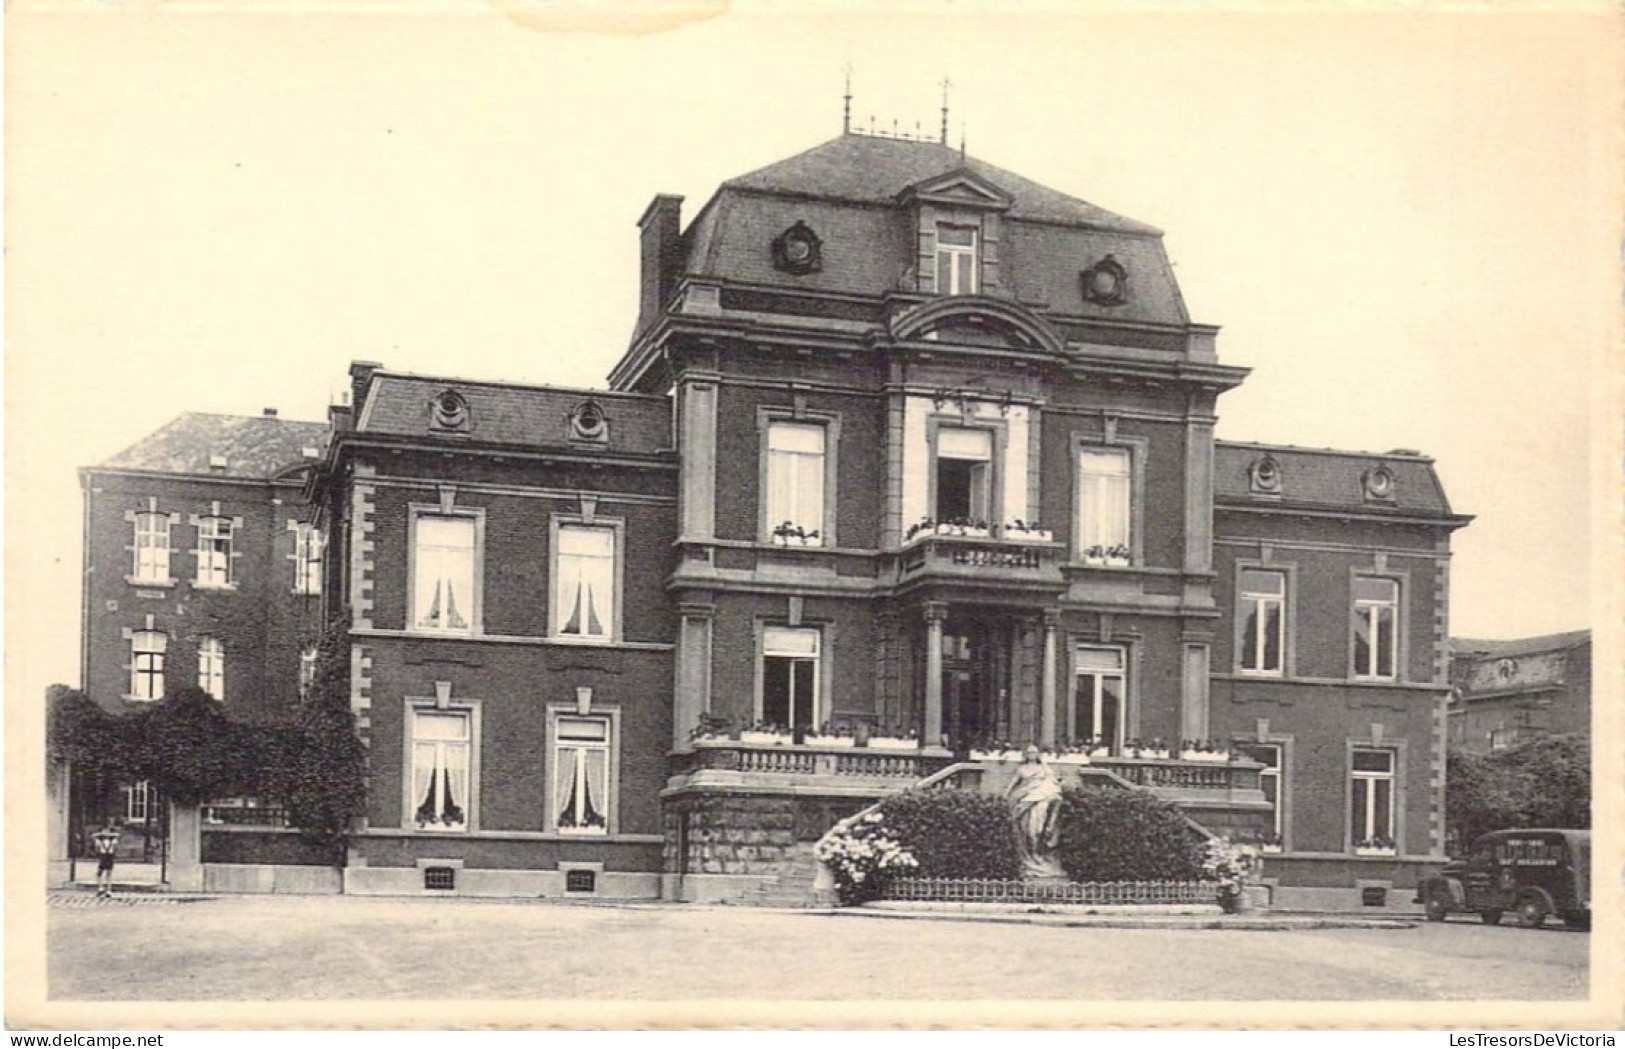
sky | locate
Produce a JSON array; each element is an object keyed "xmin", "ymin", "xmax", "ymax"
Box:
[{"xmin": 6, "ymin": 2, "xmax": 1621, "ymax": 709}]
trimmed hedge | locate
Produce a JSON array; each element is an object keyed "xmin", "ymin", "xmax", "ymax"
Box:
[
  {"xmin": 1053, "ymin": 785, "xmax": 1206, "ymax": 883},
  {"xmin": 876, "ymin": 788, "xmax": 1022, "ymax": 880}
]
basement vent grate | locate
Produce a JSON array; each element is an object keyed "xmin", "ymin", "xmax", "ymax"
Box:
[
  {"xmin": 1361, "ymin": 886, "xmax": 1387, "ymax": 908},
  {"xmin": 565, "ymin": 869, "xmax": 597, "ymax": 894},
  {"xmin": 423, "ymin": 866, "xmax": 456, "ymax": 891}
]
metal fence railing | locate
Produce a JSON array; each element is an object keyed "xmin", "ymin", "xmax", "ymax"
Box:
[{"xmin": 882, "ymin": 877, "xmax": 1220, "ymax": 906}]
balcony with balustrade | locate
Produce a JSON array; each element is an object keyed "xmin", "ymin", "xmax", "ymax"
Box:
[
  {"xmin": 893, "ymin": 524, "xmax": 1067, "ymax": 599},
  {"xmin": 665, "ymin": 737, "xmax": 959, "ymax": 800}
]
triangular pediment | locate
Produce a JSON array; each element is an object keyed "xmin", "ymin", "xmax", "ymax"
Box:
[{"xmin": 897, "ymin": 167, "xmax": 1012, "ymax": 210}]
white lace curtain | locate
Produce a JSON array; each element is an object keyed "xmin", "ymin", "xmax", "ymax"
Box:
[{"xmin": 556, "ymin": 526, "xmax": 613, "ymax": 638}]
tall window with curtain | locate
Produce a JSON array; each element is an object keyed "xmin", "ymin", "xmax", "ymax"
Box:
[
  {"xmin": 1350, "ymin": 748, "xmax": 1396, "ymax": 850},
  {"xmin": 1352, "ymin": 576, "xmax": 1399, "ymax": 680},
  {"xmin": 196, "ymin": 635, "xmax": 224, "ymax": 700},
  {"xmin": 554, "ymin": 525, "xmax": 615, "ymax": 642},
  {"xmin": 1237, "ymin": 742, "xmax": 1284, "ymax": 845},
  {"xmin": 1076, "ymin": 447, "xmax": 1131, "ymax": 560},
  {"xmin": 1071, "ymin": 646, "xmax": 1126, "ymax": 751},
  {"xmin": 195, "ymin": 516, "xmax": 234, "ymax": 587},
  {"xmin": 412, "ymin": 515, "xmax": 476, "ymax": 633},
  {"xmin": 132, "ymin": 512, "xmax": 171, "ymax": 583},
  {"xmin": 411, "ymin": 709, "xmax": 470, "ymax": 831},
  {"xmin": 553, "ymin": 715, "xmax": 611, "ymax": 834},
  {"xmin": 1238, "ymin": 569, "xmax": 1286, "ymax": 674},
  {"xmin": 764, "ymin": 421, "xmax": 826, "ymax": 542}
]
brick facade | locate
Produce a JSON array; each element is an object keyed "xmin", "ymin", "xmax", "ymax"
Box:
[{"xmin": 74, "ymin": 133, "xmax": 1475, "ymax": 907}]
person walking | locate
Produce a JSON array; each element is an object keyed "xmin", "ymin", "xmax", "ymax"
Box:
[{"xmin": 90, "ymin": 821, "xmax": 121, "ymax": 898}]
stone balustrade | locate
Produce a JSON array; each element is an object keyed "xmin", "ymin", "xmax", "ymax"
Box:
[
  {"xmin": 897, "ymin": 534, "xmax": 1064, "ymax": 584},
  {"xmin": 675, "ymin": 739, "xmax": 954, "ymax": 787}
]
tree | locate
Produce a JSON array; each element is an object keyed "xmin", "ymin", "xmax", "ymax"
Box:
[
  {"xmin": 1447, "ymin": 734, "xmax": 1590, "ymax": 850},
  {"xmin": 279, "ymin": 616, "xmax": 367, "ymax": 852}
]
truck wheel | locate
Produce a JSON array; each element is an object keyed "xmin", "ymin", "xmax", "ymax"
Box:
[
  {"xmin": 1516, "ymin": 895, "xmax": 1549, "ymax": 929},
  {"xmin": 1424, "ymin": 890, "xmax": 1450, "ymax": 922},
  {"xmin": 1480, "ymin": 909, "xmax": 1503, "ymax": 926}
]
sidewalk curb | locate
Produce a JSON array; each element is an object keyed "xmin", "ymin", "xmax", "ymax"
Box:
[{"xmin": 823, "ymin": 908, "xmax": 1418, "ymax": 931}]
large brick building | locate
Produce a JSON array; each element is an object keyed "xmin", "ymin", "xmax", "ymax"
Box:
[
  {"xmin": 1449, "ymin": 630, "xmax": 1591, "ymax": 753},
  {"xmin": 66, "ymin": 132, "xmax": 1474, "ymax": 908},
  {"xmin": 58, "ymin": 410, "xmax": 328, "ymax": 883}
]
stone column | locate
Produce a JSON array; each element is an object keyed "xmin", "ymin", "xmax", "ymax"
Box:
[
  {"xmin": 679, "ymin": 381, "xmax": 718, "ymax": 542},
  {"xmin": 167, "ymin": 800, "xmax": 204, "ymax": 892},
  {"xmin": 673, "ymin": 602, "xmax": 715, "ymax": 751},
  {"xmin": 47, "ymin": 758, "xmax": 71, "ymax": 887},
  {"xmin": 1180, "ymin": 639, "xmax": 1212, "ymax": 743},
  {"xmin": 923, "ymin": 602, "xmax": 947, "ymax": 746},
  {"xmin": 1040, "ymin": 609, "xmax": 1061, "ymax": 747}
]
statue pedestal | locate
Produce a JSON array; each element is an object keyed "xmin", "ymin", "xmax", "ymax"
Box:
[{"xmin": 1021, "ymin": 858, "xmax": 1067, "ymax": 880}]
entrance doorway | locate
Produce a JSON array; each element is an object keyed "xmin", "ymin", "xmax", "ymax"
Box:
[{"xmin": 940, "ymin": 615, "xmax": 1013, "ymax": 750}]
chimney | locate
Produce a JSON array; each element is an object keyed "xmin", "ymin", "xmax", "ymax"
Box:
[
  {"xmin": 635, "ymin": 195, "xmax": 684, "ymax": 337},
  {"xmin": 348, "ymin": 361, "xmax": 383, "ymax": 419},
  {"xmin": 262, "ymin": 407, "xmax": 278, "ymax": 418}
]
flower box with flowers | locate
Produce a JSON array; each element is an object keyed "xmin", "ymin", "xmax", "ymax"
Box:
[
  {"xmin": 1048, "ymin": 750, "xmax": 1092, "ymax": 766},
  {"xmin": 740, "ymin": 730, "xmax": 786, "ymax": 746},
  {"xmin": 1002, "ymin": 520, "xmax": 1054, "ymax": 544},
  {"xmin": 1355, "ymin": 841, "xmax": 1397, "ymax": 856},
  {"xmin": 1080, "ymin": 544, "xmax": 1133, "ymax": 568},
  {"xmin": 770, "ymin": 522, "xmax": 821, "ymax": 548},
  {"xmin": 867, "ymin": 735, "xmax": 917, "ymax": 751},
  {"xmin": 806, "ymin": 734, "xmax": 855, "ymax": 749}
]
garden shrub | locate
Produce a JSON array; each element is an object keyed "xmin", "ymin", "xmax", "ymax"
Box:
[
  {"xmin": 1053, "ymin": 785, "xmax": 1206, "ymax": 882},
  {"xmin": 1446, "ymin": 734, "xmax": 1589, "ymax": 852},
  {"xmin": 876, "ymin": 788, "xmax": 1021, "ymax": 880},
  {"xmin": 814, "ymin": 811, "xmax": 918, "ymax": 905}
]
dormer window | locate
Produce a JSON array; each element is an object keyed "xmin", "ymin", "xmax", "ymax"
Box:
[{"xmin": 936, "ymin": 225, "xmax": 978, "ymax": 295}]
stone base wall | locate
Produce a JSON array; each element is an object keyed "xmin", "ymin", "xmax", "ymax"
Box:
[
  {"xmin": 343, "ymin": 865, "xmax": 660, "ymax": 899},
  {"xmin": 662, "ymin": 793, "xmax": 870, "ymax": 876},
  {"xmin": 203, "ymin": 863, "xmax": 343, "ymax": 895},
  {"xmin": 663, "ymin": 796, "xmax": 798, "ymax": 876}
]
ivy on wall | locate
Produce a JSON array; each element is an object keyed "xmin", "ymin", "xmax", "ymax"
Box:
[{"xmin": 47, "ymin": 617, "xmax": 366, "ymax": 854}]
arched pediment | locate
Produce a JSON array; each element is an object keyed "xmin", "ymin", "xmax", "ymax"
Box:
[{"xmin": 888, "ymin": 295, "xmax": 1064, "ymax": 356}]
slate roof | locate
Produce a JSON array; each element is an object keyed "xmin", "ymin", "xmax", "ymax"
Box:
[
  {"xmin": 1450, "ymin": 630, "xmax": 1591, "ymax": 659},
  {"xmin": 679, "ymin": 134, "xmax": 1187, "ymax": 325},
  {"xmin": 723, "ymin": 135, "xmax": 1161, "ymax": 233},
  {"xmin": 1213, "ymin": 441, "xmax": 1460, "ymax": 517},
  {"xmin": 96, "ymin": 413, "xmax": 329, "ymax": 481},
  {"xmin": 356, "ymin": 371, "xmax": 673, "ymax": 456}
]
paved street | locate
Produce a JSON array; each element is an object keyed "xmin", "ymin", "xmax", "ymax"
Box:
[{"xmin": 46, "ymin": 894, "xmax": 1589, "ymax": 1002}]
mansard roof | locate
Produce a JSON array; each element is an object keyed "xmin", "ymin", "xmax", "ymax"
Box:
[
  {"xmin": 677, "ymin": 134, "xmax": 1188, "ymax": 325},
  {"xmin": 723, "ymin": 134, "xmax": 1160, "ymax": 232},
  {"xmin": 1213, "ymin": 441, "xmax": 1465, "ymax": 520},
  {"xmin": 95, "ymin": 412, "xmax": 329, "ymax": 481},
  {"xmin": 1450, "ymin": 630, "xmax": 1591, "ymax": 660},
  {"xmin": 354, "ymin": 370, "xmax": 673, "ymax": 456}
]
